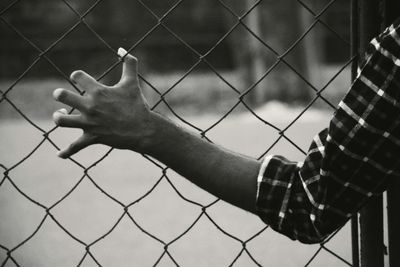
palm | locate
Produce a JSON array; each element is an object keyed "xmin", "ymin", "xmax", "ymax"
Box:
[{"xmin": 53, "ymin": 48, "xmax": 151, "ymax": 158}]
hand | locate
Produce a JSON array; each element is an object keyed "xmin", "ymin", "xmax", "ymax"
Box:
[
  {"xmin": 53, "ymin": 50, "xmax": 260, "ymax": 215},
  {"xmin": 53, "ymin": 48, "xmax": 155, "ymax": 158}
]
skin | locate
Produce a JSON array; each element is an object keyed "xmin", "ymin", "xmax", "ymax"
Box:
[{"xmin": 53, "ymin": 48, "xmax": 261, "ymax": 213}]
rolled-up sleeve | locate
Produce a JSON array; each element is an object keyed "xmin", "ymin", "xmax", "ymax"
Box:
[{"xmin": 256, "ymin": 19, "xmax": 400, "ymax": 244}]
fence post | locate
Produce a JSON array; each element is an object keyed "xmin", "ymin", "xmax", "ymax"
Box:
[
  {"xmin": 387, "ymin": 181, "xmax": 400, "ymax": 267},
  {"xmin": 350, "ymin": 1, "xmax": 359, "ymax": 266},
  {"xmin": 383, "ymin": 1, "xmax": 400, "ymax": 266},
  {"xmin": 358, "ymin": 1, "xmax": 385, "ymax": 267}
]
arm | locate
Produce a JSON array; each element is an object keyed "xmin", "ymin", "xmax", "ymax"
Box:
[
  {"xmin": 53, "ymin": 48, "xmax": 260, "ymax": 213},
  {"xmin": 257, "ymin": 20, "xmax": 400, "ymax": 243},
  {"xmin": 147, "ymin": 114, "xmax": 260, "ymax": 212},
  {"xmin": 54, "ymin": 18, "xmax": 400, "ymax": 244}
]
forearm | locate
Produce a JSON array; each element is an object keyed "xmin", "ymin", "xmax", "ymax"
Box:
[
  {"xmin": 53, "ymin": 48, "xmax": 261, "ymax": 214},
  {"xmin": 144, "ymin": 111, "xmax": 261, "ymax": 213}
]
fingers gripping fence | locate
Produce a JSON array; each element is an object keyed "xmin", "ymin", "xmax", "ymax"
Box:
[{"xmin": 0, "ymin": 0, "xmax": 358, "ymax": 266}]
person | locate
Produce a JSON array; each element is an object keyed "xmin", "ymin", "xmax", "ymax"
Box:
[{"xmin": 52, "ymin": 20, "xmax": 400, "ymax": 244}]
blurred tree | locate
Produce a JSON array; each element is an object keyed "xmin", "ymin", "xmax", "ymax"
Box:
[
  {"xmin": 1, "ymin": 0, "xmax": 348, "ymax": 109},
  {"xmin": 222, "ymin": 0, "xmax": 311, "ymax": 106}
]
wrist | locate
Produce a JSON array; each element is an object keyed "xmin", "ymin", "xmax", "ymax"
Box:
[{"xmin": 135, "ymin": 110, "xmax": 173, "ymax": 155}]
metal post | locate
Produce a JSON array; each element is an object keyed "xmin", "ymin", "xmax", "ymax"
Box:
[
  {"xmin": 383, "ymin": 2, "xmax": 400, "ymax": 265},
  {"xmin": 358, "ymin": 1, "xmax": 385, "ymax": 267},
  {"xmin": 350, "ymin": 1, "xmax": 360, "ymax": 266},
  {"xmin": 387, "ymin": 181, "xmax": 400, "ymax": 267}
]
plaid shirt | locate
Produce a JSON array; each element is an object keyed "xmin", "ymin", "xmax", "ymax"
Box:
[{"xmin": 256, "ymin": 20, "xmax": 400, "ymax": 244}]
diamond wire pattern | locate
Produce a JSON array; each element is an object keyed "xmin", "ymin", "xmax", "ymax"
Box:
[{"xmin": 0, "ymin": 0, "xmax": 355, "ymax": 266}]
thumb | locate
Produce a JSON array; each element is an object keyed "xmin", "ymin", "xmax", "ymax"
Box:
[
  {"xmin": 118, "ymin": 47, "xmax": 138, "ymax": 84},
  {"xmin": 57, "ymin": 133, "xmax": 94, "ymax": 159}
]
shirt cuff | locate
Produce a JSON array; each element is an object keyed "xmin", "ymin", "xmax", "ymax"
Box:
[{"xmin": 255, "ymin": 155, "xmax": 301, "ymax": 238}]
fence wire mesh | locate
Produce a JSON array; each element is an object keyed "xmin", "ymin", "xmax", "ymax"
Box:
[{"xmin": 0, "ymin": 0, "xmax": 357, "ymax": 266}]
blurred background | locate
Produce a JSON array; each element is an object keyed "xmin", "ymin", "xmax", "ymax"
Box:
[
  {"xmin": 0, "ymin": 0, "xmax": 358, "ymax": 266},
  {"xmin": 0, "ymin": 0, "xmax": 352, "ymax": 118}
]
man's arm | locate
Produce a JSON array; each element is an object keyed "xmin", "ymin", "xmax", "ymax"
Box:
[
  {"xmin": 54, "ymin": 19, "xmax": 400, "ymax": 244},
  {"xmin": 53, "ymin": 48, "xmax": 260, "ymax": 213},
  {"xmin": 147, "ymin": 113, "xmax": 260, "ymax": 212}
]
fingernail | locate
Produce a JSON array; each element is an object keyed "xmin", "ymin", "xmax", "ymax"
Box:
[
  {"xmin": 53, "ymin": 112, "xmax": 60, "ymax": 122},
  {"xmin": 53, "ymin": 88, "xmax": 63, "ymax": 100},
  {"xmin": 118, "ymin": 47, "xmax": 128, "ymax": 57},
  {"xmin": 59, "ymin": 108, "xmax": 68, "ymax": 114}
]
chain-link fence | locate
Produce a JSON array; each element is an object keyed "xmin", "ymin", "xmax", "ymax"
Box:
[{"xmin": 1, "ymin": 0, "xmax": 360, "ymax": 266}]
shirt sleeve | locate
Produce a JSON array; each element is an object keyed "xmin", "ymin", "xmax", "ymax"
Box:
[{"xmin": 256, "ymin": 19, "xmax": 400, "ymax": 244}]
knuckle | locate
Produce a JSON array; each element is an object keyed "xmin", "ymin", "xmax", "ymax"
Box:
[
  {"xmin": 86, "ymin": 88, "xmax": 106, "ymax": 110},
  {"xmin": 86, "ymin": 103, "xmax": 95, "ymax": 114},
  {"xmin": 91, "ymin": 87, "xmax": 103, "ymax": 98},
  {"xmin": 85, "ymin": 100, "xmax": 98, "ymax": 115}
]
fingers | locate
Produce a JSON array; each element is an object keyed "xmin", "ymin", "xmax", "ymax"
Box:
[
  {"xmin": 54, "ymin": 109, "xmax": 96, "ymax": 158},
  {"xmin": 53, "ymin": 108, "xmax": 88, "ymax": 128},
  {"xmin": 70, "ymin": 70, "xmax": 102, "ymax": 90},
  {"xmin": 53, "ymin": 88, "xmax": 87, "ymax": 111},
  {"xmin": 118, "ymin": 47, "xmax": 138, "ymax": 84},
  {"xmin": 57, "ymin": 133, "xmax": 94, "ymax": 159}
]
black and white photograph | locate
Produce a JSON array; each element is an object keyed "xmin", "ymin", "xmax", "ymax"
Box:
[{"xmin": 0, "ymin": 0, "xmax": 399, "ymax": 266}]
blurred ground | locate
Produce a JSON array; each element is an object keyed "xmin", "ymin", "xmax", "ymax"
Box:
[{"xmin": 0, "ymin": 95, "xmax": 356, "ymax": 266}]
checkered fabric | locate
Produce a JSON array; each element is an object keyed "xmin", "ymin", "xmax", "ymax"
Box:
[{"xmin": 256, "ymin": 19, "xmax": 400, "ymax": 244}]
